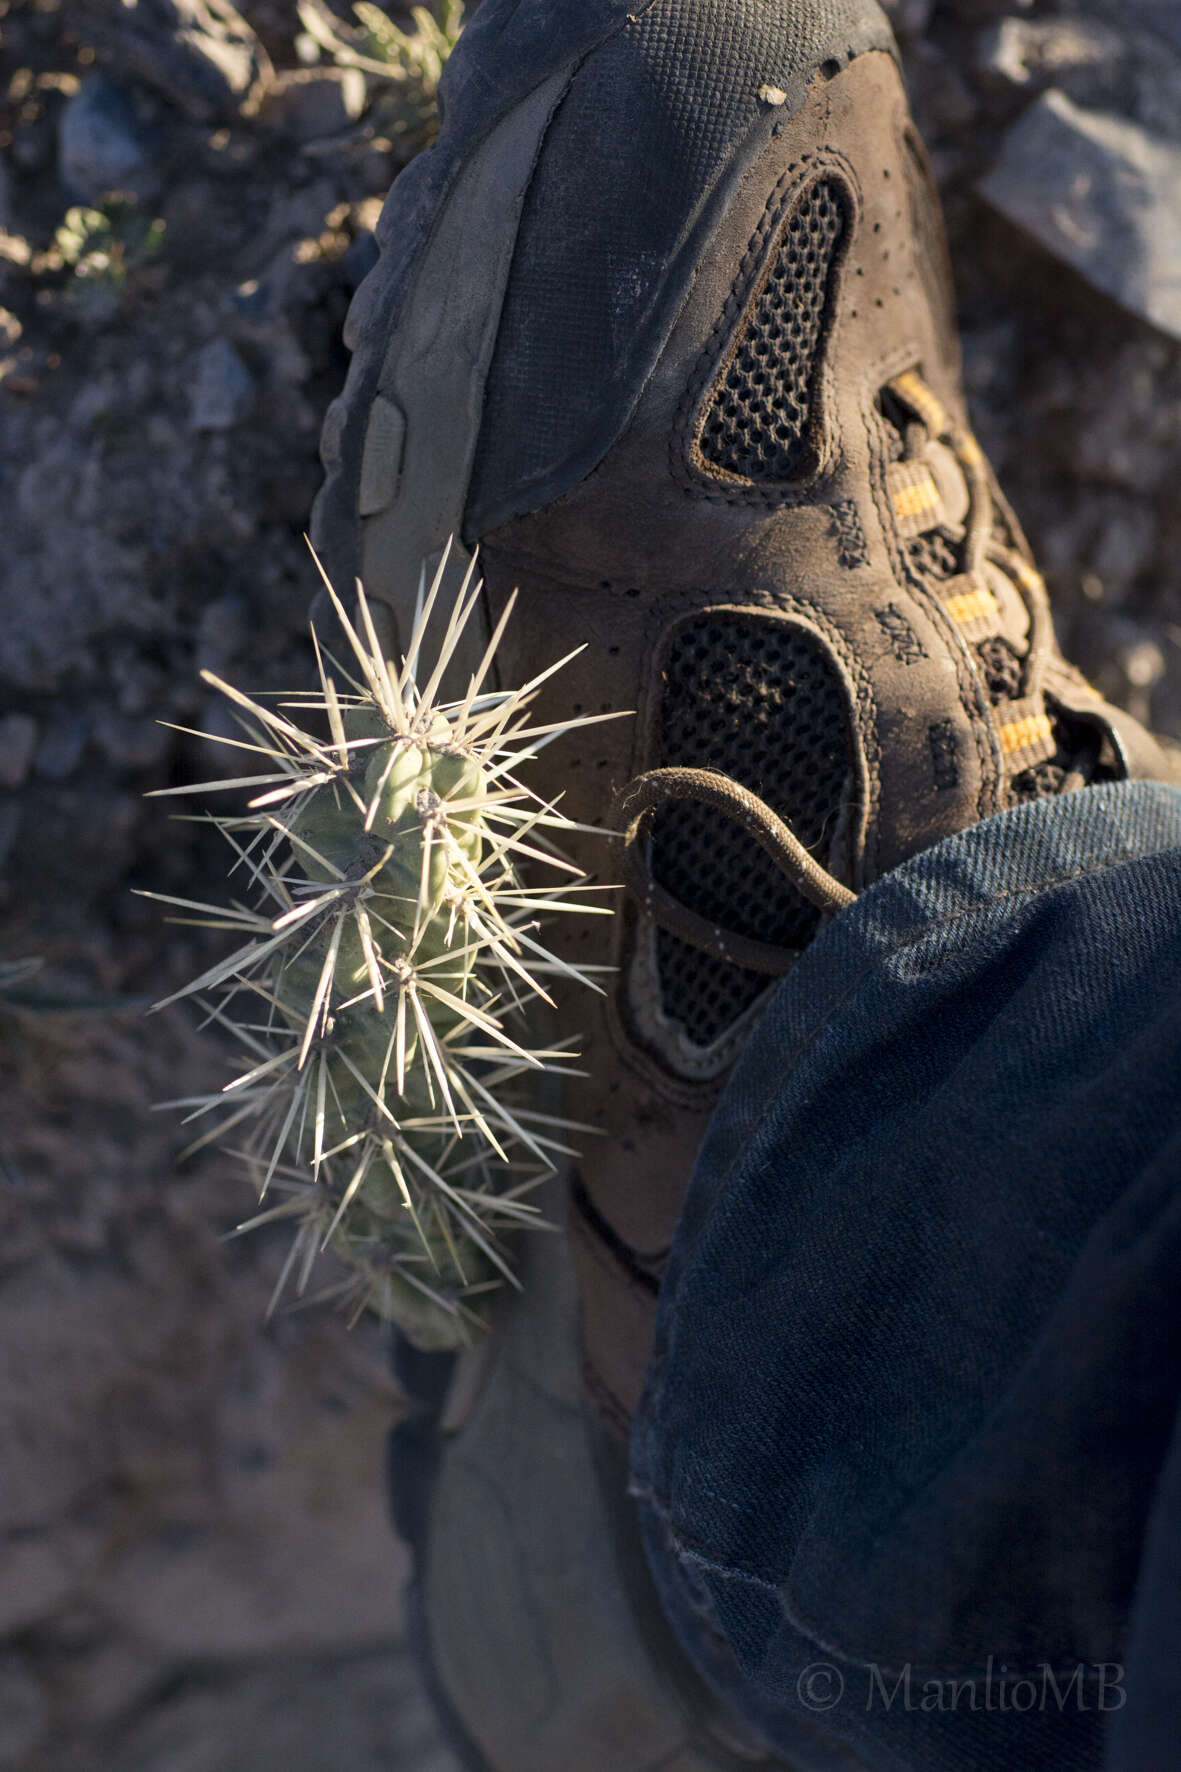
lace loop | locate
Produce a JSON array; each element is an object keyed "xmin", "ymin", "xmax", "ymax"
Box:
[{"xmin": 611, "ymin": 766, "xmax": 855, "ymax": 976}]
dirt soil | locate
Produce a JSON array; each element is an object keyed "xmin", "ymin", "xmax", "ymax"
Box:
[{"xmin": 0, "ymin": 0, "xmax": 1178, "ymax": 1767}]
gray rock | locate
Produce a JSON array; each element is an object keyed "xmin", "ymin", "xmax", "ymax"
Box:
[
  {"xmin": 0, "ymin": 714, "xmax": 37, "ymax": 790},
  {"xmin": 977, "ymin": 15, "xmax": 1181, "ymax": 139},
  {"xmin": 259, "ymin": 68, "xmax": 368, "ymax": 143},
  {"xmin": 937, "ymin": 0, "xmax": 1033, "ymax": 20},
  {"xmin": 92, "ymin": 711, "xmax": 172, "ymax": 773},
  {"xmin": 59, "ymin": 76, "xmax": 158, "ymax": 204},
  {"xmin": 99, "ymin": 1648, "xmax": 459, "ymax": 1772},
  {"xmin": 1085, "ymin": 618, "xmax": 1170, "ymax": 729},
  {"xmin": 910, "ymin": 42, "xmax": 979, "ymax": 132},
  {"xmin": 0, "ymin": 799, "xmax": 19, "ymax": 875},
  {"xmin": 189, "ymin": 337, "xmax": 254, "ymax": 432},
  {"xmin": 1086, "ymin": 498, "xmax": 1158, "ymax": 598},
  {"xmin": 98, "ymin": 1324, "xmax": 409, "ymax": 1659},
  {"xmin": 879, "ymin": 0, "xmax": 934, "ymax": 41},
  {"xmin": 0, "ymin": 1651, "xmax": 49, "ymax": 1764},
  {"xmin": 1086, "ymin": 0, "xmax": 1181, "ymax": 57},
  {"xmin": 195, "ymin": 593, "xmax": 249, "ymax": 673},
  {"xmin": 54, "ymin": 1635, "xmax": 165, "ymax": 1736},
  {"xmin": 1068, "ymin": 339, "xmax": 1180, "ymax": 492},
  {"xmin": 16, "ymin": 437, "xmax": 83, "ymax": 527},
  {"xmin": 978, "ymin": 16, "xmax": 1121, "ymax": 94},
  {"xmin": 34, "ymin": 714, "xmax": 88, "ymax": 781},
  {"xmin": 979, "ymin": 90, "xmax": 1181, "ymax": 341},
  {"xmin": 0, "ymin": 1532, "xmax": 76, "ymax": 1634},
  {"xmin": 72, "ymin": 0, "xmax": 271, "ymax": 122}
]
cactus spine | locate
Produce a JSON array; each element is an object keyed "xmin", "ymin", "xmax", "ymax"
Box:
[{"xmin": 149, "ymin": 553, "xmax": 612, "ymax": 1347}]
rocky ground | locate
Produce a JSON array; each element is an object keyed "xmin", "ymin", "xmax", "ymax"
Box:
[{"xmin": 0, "ymin": 0, "xmax": 1178, "ymax": 1767}]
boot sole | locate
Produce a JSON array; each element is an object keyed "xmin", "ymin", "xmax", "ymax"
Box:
[{"xmin": 392, "ymin": 1171, "xmax": 786, "ymax": 1772}]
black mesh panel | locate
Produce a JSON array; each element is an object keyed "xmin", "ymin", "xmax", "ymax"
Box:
[
  {"xmin": 650, "ymin": 613, "xmax": 853, "ymax": 1046},
  {"xmin": 699, "ymin": 178, "xmax": 849, "ymax": 483}
]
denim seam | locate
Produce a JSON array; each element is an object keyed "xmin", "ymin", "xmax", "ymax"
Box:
[
  {"xmin": 642, "ymin": 1487, "xmax": 1119, "ymax": 1685},
  {"xmin": 839, "ymin": 839, "xmax": 1154, "ymax": 991}
]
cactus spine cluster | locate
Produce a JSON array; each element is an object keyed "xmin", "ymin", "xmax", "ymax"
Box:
[{"xmin": 149, "ymin": 553, "xmax": 611, "ymax": 1347}]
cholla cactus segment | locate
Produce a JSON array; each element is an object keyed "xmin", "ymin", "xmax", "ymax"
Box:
[{"xmin": 146, "ymin": 550, "xmax": 615, "ymax": 1347}]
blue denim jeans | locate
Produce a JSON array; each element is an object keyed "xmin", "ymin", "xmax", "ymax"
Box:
[{"xmin": 631, "ymin": 781, "xmax": 1181, "ymax": 1772}]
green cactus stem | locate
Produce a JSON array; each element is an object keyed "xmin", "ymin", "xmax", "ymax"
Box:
[{"xmin": 145, "ymin": 550, "xmax": 616, "ymax": 1347}]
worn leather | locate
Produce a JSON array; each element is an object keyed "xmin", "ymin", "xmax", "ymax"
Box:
[{"xmin": 472, "ymin": 50, "xmax": 1177, "ymax": 1433}]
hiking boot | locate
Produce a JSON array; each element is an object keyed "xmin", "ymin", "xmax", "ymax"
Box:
[{"xmin": 313, "ymin": 2, "xmax": 1178, "ymax": 1766}]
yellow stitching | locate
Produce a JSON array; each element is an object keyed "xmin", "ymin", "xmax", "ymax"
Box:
[
  {"xmin": 944, "ymin": 587, "xmax": 998, "ymax": 626},
  {"xmin": 892, "ymin": 476, "xmax": 941, "ymax": 519},
  {"xmin": 889, "ymin": 370, "xmax": 948, "ymax": 436},
  {"xmin": 998, "ymin": 713, "xmax": 1054, "ymax": 755}
]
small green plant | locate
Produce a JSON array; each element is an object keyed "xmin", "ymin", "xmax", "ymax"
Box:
[
  {"xmin": 352, "ymin": 0, "xmax": 463, "ymax": 87},
  {"xmin": 146, "ymin": 553, "xmax": 613, "ymax": 1347},
  {"xmin": 54, "ymin": 199, "xmax": 165, "ymax": 311},
  {"xmin": 297, "ymin": 0, "xmax": 464, "ymax": 147}
]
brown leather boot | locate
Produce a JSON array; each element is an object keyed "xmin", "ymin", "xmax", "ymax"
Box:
[{"xmin": 313, "ymin": 3, "xmax": 1176, "ymax": 1766}]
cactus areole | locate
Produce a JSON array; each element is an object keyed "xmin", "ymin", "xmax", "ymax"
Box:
[{"xmin": 146, "ymin": 553, "xmax": 614, "ymax": 1347}]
